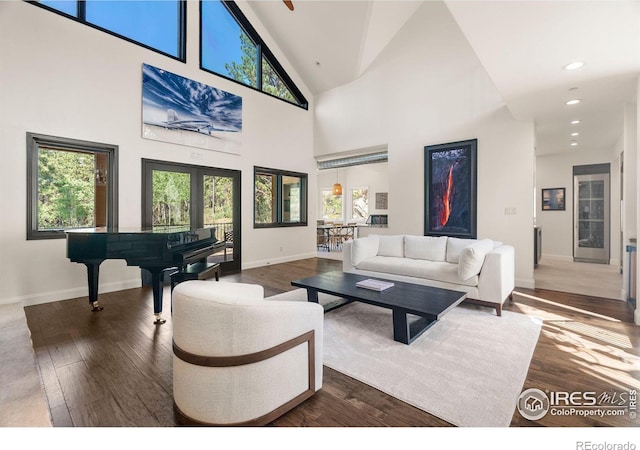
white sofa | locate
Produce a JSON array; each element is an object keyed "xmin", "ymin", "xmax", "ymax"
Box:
[{"xmin": 343, "ymin": 235, "xmax": 515, "ymax": 316}]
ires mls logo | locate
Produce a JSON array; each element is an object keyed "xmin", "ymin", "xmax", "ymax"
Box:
[
  {"xmin": 517, "ymin": 388, "xmax": 550, "ymax": 420},
  {"xmin": 517, "ymin": 388, "xmax": 638, "ymax": 421}
]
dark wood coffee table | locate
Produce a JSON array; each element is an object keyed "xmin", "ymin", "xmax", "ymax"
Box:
[{"xmin": 291, "ymin": 271, "xmax": 467, "ymax": 344}]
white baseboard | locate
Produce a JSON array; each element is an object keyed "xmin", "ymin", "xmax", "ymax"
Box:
[
  {"xmin": 242, "ymin": 252, "xmax": 318, "ymax": 270},
  {"xmin": 541, "ymin": 253, "xmax": 621, "ymax": 266},
  {"xmin": 0, "ymin": 279, "xmax": 142, "ymax": 308},
  {"xmin": 635, "ymin": 307, "xmax": 640, "ymax": 326},
  {"xmin": 540, "ymin": 253, "xmax": 574, "ymax": 262}
]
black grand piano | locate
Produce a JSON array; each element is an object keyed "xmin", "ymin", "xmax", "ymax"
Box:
[{"xmin": 66, "ymin": 226, "xmax": 224, "ymax": 324}]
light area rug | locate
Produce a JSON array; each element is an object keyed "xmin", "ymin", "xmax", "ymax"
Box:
[{"xmin": 268, "ymin": 289, "xmax": 542, "ymax": 427}]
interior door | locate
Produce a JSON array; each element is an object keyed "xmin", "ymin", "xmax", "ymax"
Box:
[{"xmin": 574, "ymin": 173, "xmax": 610, "ymax": 263}]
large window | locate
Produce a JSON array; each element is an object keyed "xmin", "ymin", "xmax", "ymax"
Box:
[
  {"xmin": 254, "ymin": 167, "xmax": 307, "ymax": 227},
  {"xmin": 201, "ymin": 1, "xmax": 308, "ymax": 109},
  {"xmin": 31, "ymin": 1, "xmax": 186, "ymax": 60},
  {"xmin": 27, "ymin": 133, "xmax": 118, "ymax": 240}
]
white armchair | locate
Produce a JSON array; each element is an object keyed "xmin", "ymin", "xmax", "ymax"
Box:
[{"xmin": 171, "ymin": 280, "xmax": 323, "ymax": 426}]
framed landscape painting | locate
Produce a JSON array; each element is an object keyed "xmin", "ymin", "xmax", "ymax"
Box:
[{"xmin": 424, "ymin": 139, "xmax": 477, "ymax": 239}]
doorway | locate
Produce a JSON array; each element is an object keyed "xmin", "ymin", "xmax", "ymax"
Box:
[
  {"xmin": 142, "ymin": 159, "xmax": 241, "ymax": 272},
  {"xmin": 573, "ymin": 164, "xmax": 610, "ymax": 264}
]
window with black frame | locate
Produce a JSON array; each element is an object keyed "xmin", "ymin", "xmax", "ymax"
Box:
[
  {"xmin": 26, "ymin": 133, "xmax": 118, "ymax": 240},
  {"xmin": 254, "ymin": 167, "xmax": 307, "ymax": 227},
  {"xmin": 200, "ymin": 0, "xmax": 308, "ymax": 109},
  {"xmin": 29, "ymin": 0, "xmax": 186, "ymax": 60}
]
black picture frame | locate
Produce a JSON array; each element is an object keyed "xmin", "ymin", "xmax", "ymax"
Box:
[
  {"xmin": 541, "ymin": 187, "xmax": 566, "ymax": 211},
  {"xmin": 424, "ymin": 139, "xmax": 477, "ymax": 239}
]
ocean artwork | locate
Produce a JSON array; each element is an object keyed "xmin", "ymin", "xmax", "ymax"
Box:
[{"xmin": 142, "ymin": 64, "xmax": 242, "ymax": 152}]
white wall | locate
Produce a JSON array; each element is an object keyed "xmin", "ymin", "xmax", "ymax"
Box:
[
  {"xmin": 314, "ymin": 1, "xmax": 535, "ymax": 288},
  {"xmin": 535, "ymin": 148, "xmax": 621, "ymax": 264},
  {"xmin": 0, "ymin": 1, "xmax": 316, "ymax": 305}
]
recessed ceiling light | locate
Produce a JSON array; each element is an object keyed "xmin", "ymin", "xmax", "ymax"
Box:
[
  {"xmin": 564, "ymin": 61, "xmax": 585, "ymax": 71},
  {"xmin": 566, "ymin": 99, "xmax": 581, "ymax": 105},
  {"xmin": 571, "ymin": 120, "xmax": 581, "ymax": 125},
  {"xmin": 571, "ymin": 132, "xmax": 579, "ymax": 137},
  {"xmin": 570, "ymin": 141, "xmax": 578, "ymax": 146}
]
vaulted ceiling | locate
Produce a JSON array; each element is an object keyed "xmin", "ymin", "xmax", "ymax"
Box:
[{"xmin": 246, "ymin": 0, "xmax": 640, "ymax": 157}]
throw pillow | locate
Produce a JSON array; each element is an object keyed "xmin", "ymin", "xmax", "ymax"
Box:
[
  {"xmin": 446, "ymin": 237, "xmax": 475, "ymax": 263},
  {"xmin": 404, "ymin": 235, "xmax": 448, "ymax": 261},
  {"xmin": 377, "ymin": 235, "xmax": 405, "ymax": 257},
  {"xmin": 351, "ymin": 235, "xmax": 380, "ymax": 266},
  {"xmin": 458, "ymin": 239, "xmax": 494, "ymax": 280}
]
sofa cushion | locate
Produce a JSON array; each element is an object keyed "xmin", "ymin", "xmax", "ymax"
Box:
[
  {"xmin": 446, "ymin": 237, "xmax": 476, "ymax": 263},
  {"xmin": 351, "ymin": 236, "xmax": 380, "ymax": 266},
  {"xmin": 355, "ymin": 256, "xmax": 479, "ymax": 287},
  {"xmin": 376, "ymin": 235, "xmax": 404, "ymax": 258},
  {"xmin": 458, "ymin": 239, "xmax": 494, "ymax": 280},
  {"xmin": 404, "ymin": 235, "xmax": 448, "ymax": 261}
]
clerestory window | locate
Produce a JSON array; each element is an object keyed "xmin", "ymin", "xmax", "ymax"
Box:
[
  {"xmin": 201, "ymin": 0, "xmax": 308, "ymax": 109},
  {"xmin": 30, "ymin": 0, "xmax": 186, "ymax": 61}
]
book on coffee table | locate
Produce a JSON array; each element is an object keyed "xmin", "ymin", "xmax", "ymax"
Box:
[{"xmin": 356, "ymin": 278, "xmax": 395, "ymax": 291}]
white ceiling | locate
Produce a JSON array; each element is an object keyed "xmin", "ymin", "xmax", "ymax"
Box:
[{"xmin": 246, "ymin": 0, "xmax": 640, "ymax": 156}]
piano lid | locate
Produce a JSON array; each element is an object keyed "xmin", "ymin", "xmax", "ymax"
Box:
[{"xmin": 65, "ymin": 226, "xmax": 217, "ymax": 247}]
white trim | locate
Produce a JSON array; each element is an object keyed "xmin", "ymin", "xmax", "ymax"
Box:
[
  {"xmin": 242, "ymin": 252, "xmax": 318, "ymax": 270},
  {"xmin": 515, "ymin": 277, "xmax": 535, "ymax": 289},
  {"xmin": 540, "ymin": 253, "xmax": 573, "ymax": 262},
  {"xmin": 0, "ymin": 279, "xmax": 141, "ymax": 308}
]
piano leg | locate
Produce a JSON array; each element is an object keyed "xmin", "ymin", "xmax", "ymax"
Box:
[
  {"xmin": 84, "ymin": 261, "xmax": 104, "ymax": 312},
  {"xmin": 148, "ymin": 268, "xmax": 167, "ymax": 325}
]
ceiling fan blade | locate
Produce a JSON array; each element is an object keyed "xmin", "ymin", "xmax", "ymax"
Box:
[{"xmin": 283, "ymin": 0, "xmax": 294, "ymax": 11}]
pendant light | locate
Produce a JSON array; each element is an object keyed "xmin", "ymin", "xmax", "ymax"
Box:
[{"xmin": 332, "ymin": 168, "xmax": 342, "ymax": 196}]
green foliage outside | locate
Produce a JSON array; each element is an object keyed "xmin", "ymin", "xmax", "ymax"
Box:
[
  {"xmin": 152, "ymin": 172, "xmax": 235, "ymax": 229},
  {"xmin": 203, "ymin": 175, "xmax": 234, "ymax": 226},
  {"xmin": 37, "ymin": 148, "xmax": 96, "ymax": 230},
  {"xmin": 225, "ymin": 32, "xmax": 297, "ymax": 104},
  {"xmin": 152, "ymin": 171, "xmax": 190, "ymax": 227},
  {"xmin": 255, "ymin": 173, "xmax": 275, "ymax": 224}
]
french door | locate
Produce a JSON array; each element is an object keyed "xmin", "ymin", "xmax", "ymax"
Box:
[{"xmin": 142, "ymin": 159, "xmax": 241, "ymax": 272}]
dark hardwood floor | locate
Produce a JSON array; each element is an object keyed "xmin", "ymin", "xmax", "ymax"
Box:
[{"xmin": 23, "ymin": 258, "xmax": 639, "ymax": 427}]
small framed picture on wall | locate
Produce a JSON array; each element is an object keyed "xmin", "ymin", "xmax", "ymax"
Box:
[
  {"xmin": 375, "ymin": 192, "xmax": 388, "ymax": 210},
  {"xmin": 541, "ymin": 187, "xmax": 565, "ymax": 211}
]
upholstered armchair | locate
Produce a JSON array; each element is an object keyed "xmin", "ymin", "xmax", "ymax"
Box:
[{"xmin": 171, "ymin": 280, "xmax": 324, "ymax": 426}]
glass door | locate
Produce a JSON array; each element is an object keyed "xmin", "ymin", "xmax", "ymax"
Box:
[
  {"xmin": 151, "ymin": 169, "xmax": 191, "ymax": 228},
  {"xmin": 203, "ymin": 173, "xmax": 237, "ymax": 266},
  {"xmin": 142, "ymin": 159, "xmax": 241, "ymax": 272},
  {"xmin": 574, "ymin": 173, "xmax": 609, "ymax": 263}
]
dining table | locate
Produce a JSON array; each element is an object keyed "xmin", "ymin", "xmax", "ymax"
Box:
[{"xmin": 317, "ymin": 223, "xmax": 358, "ymax": 251}]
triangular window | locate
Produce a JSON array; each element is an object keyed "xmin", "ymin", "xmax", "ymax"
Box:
[{"xmin": 201, "ymin": 1, "xmax": 308, "ymax": 109}]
